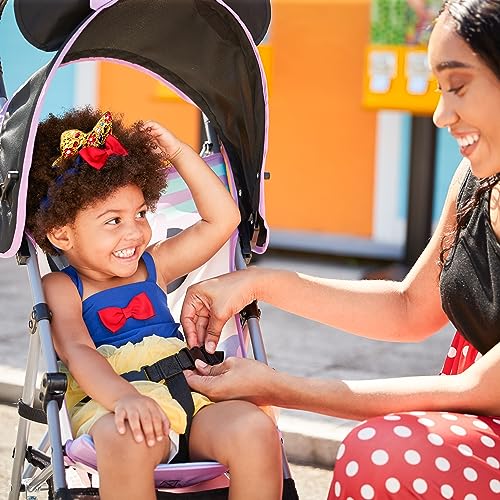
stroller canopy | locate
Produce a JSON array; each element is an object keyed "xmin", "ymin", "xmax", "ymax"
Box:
[{"xmin": 0, "ymin": 0, "xmax": 270, "ymax": 258}]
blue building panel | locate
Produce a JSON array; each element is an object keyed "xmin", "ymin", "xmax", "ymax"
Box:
[
  {"xmin": 434, "ymin": 128, "xmax": 463, "ymax": 221},
  {"xmin": 0, "ymin": 1, "xmax": 76, "ymax": 116}
]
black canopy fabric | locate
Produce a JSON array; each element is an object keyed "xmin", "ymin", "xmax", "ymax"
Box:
[
  {"xmin": 0, "ymin": 0, "xmax": 270, "ymax": 257},
  {"xmin": 14, "ymin": 0, "xmax": 271, "ymax": 51},
  {"xmin": 14, "ymin": 0, "xmax": 92, "ymax": 52}
]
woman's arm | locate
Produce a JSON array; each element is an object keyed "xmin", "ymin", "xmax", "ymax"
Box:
[
  {"xmin": 145, "ymin": 122, "xmax": 240, "ymax": 286},
  {"xmin": 182, "ymin": 161, "xmax": 469, "ymax": 350},
  {"xmin": 187, "ymin": 339, "xmax": 500, "ymax": 420}
]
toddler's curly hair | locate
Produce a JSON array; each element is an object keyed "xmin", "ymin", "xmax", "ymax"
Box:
[{"xmin": 26, "ymin": 107, "xmax": 168, "ymax": 254}]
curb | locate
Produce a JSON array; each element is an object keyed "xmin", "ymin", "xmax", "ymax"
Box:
[
  {"xmin": 0, "ymin": 372, "xmax": 358, "ymax": 469},
  {"xmin": 0, "ymin": 367, "xmax": 24, "ymax": 405},
  {"xmin": 278, "ymin": 411, "xmax": 358, "ymax": 469}
]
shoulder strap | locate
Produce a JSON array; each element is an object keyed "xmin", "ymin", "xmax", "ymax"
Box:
[
  {"xmin": 142, "ymin": 252, "xmax": 157, "ymax": 282},
  {"xmin": 121, "ymin": 346, "xmax": 224, "ymax": 454},
  {"xmin": 456, "ymin": 167, "xmax": 477, "ymax": 211},
  {"xmin": 60, "ymin": 266, "xmax": 83, "ymax": 298}
]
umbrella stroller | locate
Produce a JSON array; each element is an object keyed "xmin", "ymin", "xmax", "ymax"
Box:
[{"xmin": 0, "ymin": 0, "xmax": 299, "ymax": 498}]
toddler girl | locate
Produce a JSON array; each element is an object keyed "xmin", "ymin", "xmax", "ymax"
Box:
[{"xmin": 26, "ymin": 107, "xmax": 282, "ymax": 500}]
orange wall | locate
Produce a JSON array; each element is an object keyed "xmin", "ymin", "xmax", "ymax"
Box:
[
  {"xmin": 97, "ymin": 62, "xmax": 200, "ymax": 150},
  {"xmin": 266, "ymin": 0, "xmax": 376, "ymax": 237},
  {"xmin": 97, "ymin": 0, "xmax": 376, "ymax": 238}
]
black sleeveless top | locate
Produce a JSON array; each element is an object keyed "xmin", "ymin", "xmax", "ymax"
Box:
[{"xmin": 440, "ymin": 169, "xmax": 500, "ymax": 354}]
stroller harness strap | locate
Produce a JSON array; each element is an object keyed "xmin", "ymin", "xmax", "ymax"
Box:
[
  {"xmin": 80, "ymin": 345, "xmax": 223, "ymax": 453},
  {"xmin": 123, "ymin": 346, "xmax": 223, "ymax": 439},
  {"xmin": 125, "ymin": 345, "xmax": 223, "ymax": 461}
]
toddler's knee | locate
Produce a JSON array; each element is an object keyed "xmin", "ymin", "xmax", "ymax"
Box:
[
  {"xmin": 228, "ymin": 406, "xmax": 280, "ymax": 451},
  {"xmin": 91, "ymin": 417, "xmax": 164, "ymax": 466},
  {"xmin": 93, "ymin": 421, "xmax": 132, "ymax": 456}
]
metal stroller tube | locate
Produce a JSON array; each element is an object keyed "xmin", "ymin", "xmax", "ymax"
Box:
[
  {"xmin": 202, "ymin": 113, "xmax": 293, "ymax": 482},
  {"xmin": 9, "ymin": 238, "xmax": 68, "ymax": 499},
  {"xmin": 0, "ymin": 60, "xmax": 7, "ymax": 108},
  {"xmin": 0, "ymin": 1, "xmax": 6, "ymax": 108}
]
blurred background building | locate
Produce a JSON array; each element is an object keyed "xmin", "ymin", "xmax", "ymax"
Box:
[{"xmin": 0, "ymin": 0, "xmax": 461, "ymax": 263}]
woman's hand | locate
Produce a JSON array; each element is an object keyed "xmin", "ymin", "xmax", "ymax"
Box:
[
  {"xmin": 143, "ymin": 120, "xmax": 183, "ymax": 158},
  {"xmin": 181, "ymin": 269, "xmax": 260, "ymax": 352},
  {"xmin": 114, "ymin": 393, "xmax": 171, "ymax": 446},
  {"xmin": 184, "ymin": 357, "xmax": 277, "ymax": 405}
]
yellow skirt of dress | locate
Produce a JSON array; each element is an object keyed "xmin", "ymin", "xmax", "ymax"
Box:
[{"xmin": 61, "ymin": 335, "xmax": 213, "ymax": 438}]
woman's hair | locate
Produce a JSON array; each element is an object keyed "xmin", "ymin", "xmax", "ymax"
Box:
[
  {"xmin": 26, "ymin": 106, "xmax": 168, "ymax": 254},
  {"xmin": 443, "ymin": 0, "xmax": 500, "ymax": 80},
  {"xmin": 438, "ymin": 0, "xmax": 500, "ymax": 269},
  {"xmin": 439, "ymin": 173, "xmax": 499, "ymax": 267}
]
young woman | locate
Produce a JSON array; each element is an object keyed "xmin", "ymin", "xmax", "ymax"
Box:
[{"xmin": 182, "ymin": 1, "xmax": 500, "ymax": 497}]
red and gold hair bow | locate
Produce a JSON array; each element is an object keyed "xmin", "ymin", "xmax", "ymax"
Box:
[{"xmin": 52, "ymin": 111, "xmax": 128, "ymax": 169}]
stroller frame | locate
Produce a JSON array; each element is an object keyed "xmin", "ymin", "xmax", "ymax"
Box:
[
  {"xmin": 10, "ymin": 228, "xmax": 295, "ymax": 499},
  {"xmin": 0, "ymin": 0, "xmax": 299, "ymax": 498}
]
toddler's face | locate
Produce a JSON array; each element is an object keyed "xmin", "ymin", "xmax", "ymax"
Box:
[{"xmin": 62, "ymin": 184, "xmax": 152, "ymax": 279}]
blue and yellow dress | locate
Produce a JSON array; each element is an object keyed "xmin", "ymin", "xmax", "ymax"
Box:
[{"xmin": 60, "ymin": 251, "xmax": 212, "ymax": 440}]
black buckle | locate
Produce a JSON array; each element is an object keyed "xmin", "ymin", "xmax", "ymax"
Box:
[
  {"xmin": 143, "ymin": 354, "xmax": 185, "ymax": 383},
  {"xmin": 142, "ymin": 361, "xmax": 168, "ymax": 382},
  {"xmin": 123, "ymin": 346, "xmax": 224, "ymax": 384},
  {"xmin": 188, "ymin": 345, "xmax": 224, "ymax": 366},
  {"xmin": 177, "ymin": 347, "xmax": 196, "ymax": 370}
]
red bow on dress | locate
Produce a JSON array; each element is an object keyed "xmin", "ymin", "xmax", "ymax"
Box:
[{"xmin": 98, "ymin": 292, "xmax": 155, "ymax": 333}]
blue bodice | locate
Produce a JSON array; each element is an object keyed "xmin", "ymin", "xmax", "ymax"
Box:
[{"xmin": 61, "ymin": 252, "xmax": 183, "ymax": 348}]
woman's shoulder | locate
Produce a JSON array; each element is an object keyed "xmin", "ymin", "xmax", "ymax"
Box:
[
  {"xmin": 443, "ymin": 159, "xmax": 476, "ymax": 211},
  {"xmin": 455, "ymin": 161, "xmax": 478, "ymax": 207}
]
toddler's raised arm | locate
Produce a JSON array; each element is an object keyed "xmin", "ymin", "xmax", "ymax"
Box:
[{"xmin": 145, "ymin": 121, "xmax": 240, "ymax": 285}]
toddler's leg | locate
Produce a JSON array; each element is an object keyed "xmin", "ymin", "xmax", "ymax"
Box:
[
  {"xmin": 90, "ymin": 413, "xmax": 171, "ymax": 500},
  {"xmin": 189, "ymin": 400, "xmax": 283, "ymax": 500}
]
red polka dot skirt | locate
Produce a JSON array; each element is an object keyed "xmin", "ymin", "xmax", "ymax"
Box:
[{"xmin": 328, "ymin": 332, "xmax": 500, "ymax": 499}]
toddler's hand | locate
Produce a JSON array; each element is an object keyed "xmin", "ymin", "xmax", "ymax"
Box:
[
  {"xmin": 114, "ymin": 393, "xmax": 170, "ymax": 446},
  {"xmin": 143, "ymin": 120, "xmax": 183, "ymax": 158}
]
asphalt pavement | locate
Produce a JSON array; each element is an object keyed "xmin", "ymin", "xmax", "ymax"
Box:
[{"xmin": 0, "ymin": 250, "xmax": 455, "ymax": 498}]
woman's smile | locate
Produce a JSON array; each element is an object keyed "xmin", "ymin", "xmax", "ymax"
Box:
[{"xmin": 455, "ymin": 133, "xmax": 480, "ymax": 158}]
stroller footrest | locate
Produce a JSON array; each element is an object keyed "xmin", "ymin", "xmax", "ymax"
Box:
[
  {"xmin": 17, "ymin": 398, "xmax": 47, "ymax": 424},
  {"xmin": 65, "ymin": 434, "xmax": 228, "ymax": 488}
]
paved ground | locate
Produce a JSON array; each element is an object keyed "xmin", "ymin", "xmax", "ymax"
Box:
[
  {"xmin": 0, "ymin": 250, "xmax": 454, "ymax": 498},
  {"xmin": 0, "ymin": 403, "xmax": 333, "ymax": 500}
]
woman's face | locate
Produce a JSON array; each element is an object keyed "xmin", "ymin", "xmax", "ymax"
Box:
[{"xmin": 429, "ymin": 12, "xmax": 500, "ymax": 178}]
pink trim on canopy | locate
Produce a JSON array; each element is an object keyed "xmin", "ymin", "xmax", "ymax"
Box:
[
  {"xmin": 215, "ymin": 0, "xmax": 270, "ymax": 253},
  {"xmin": 90, "ymin": 0, "xmax": 119, "ymax": 10},
  {"xmin": 3, "ymin": 4, "xmax": 113, "ymax": 258},
  {"xmin": 62, "ymin": 57, "xmax": 197, "ymax": 107}
]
